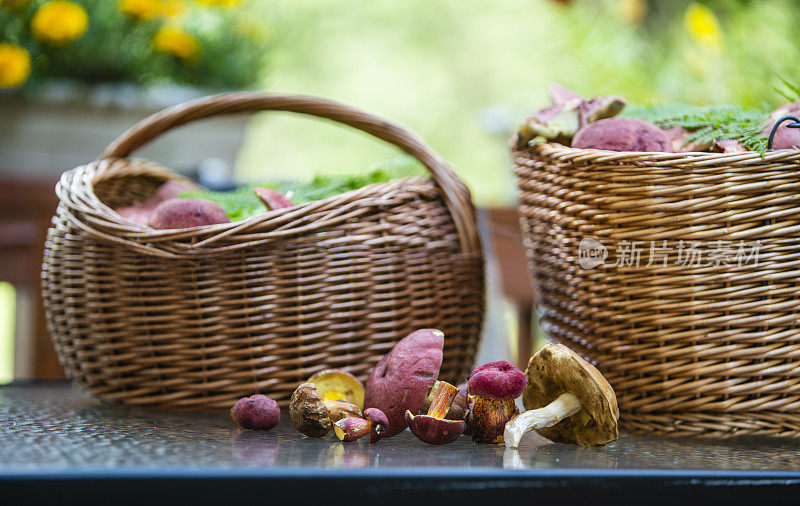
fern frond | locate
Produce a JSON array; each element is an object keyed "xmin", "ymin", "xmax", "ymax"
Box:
[{"xmin": 624, "ymin": 104, "xmax": 769, "ymax": 154}]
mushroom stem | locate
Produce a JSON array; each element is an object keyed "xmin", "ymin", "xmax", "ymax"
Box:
[
  {"xmin": 427, "ymin": 381, "xmax": 459, "ymax": 419},
  {"xmin": 469, "ymin": 395, "xmax": 519, "ymax": 444},
  {"xmin": 503, "ymin": 392, "xmax": 581, "ymax": 448}
]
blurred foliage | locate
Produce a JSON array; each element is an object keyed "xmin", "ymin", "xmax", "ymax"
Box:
[
  {"xmin": 185, "ymin": 156, "xmax": 425, "ymax": 221},
  {"xmin": 0, "ymin": 0, "xmax": 271, "ymax": 90},
  {"xmin": 235, "ymin": 0, "xmax": 800, "ymax": 205}
]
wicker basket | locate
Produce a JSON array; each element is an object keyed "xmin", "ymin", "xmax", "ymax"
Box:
[
  {"xmin": 41, "ymin": 93, "xmax": 484, "ymax": 410},
  {"xmin": 514, "ymin": 142, "xmax": 800, "ymax": 437}
]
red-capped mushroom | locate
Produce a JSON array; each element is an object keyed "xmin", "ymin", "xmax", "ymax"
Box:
[
  {"xmin": 364, "ymin": 329, "xmax": 444, "ymax": 437},
  {"xmin": 467, "ymin": 361, "xmax": 527, "ymax": 444}
]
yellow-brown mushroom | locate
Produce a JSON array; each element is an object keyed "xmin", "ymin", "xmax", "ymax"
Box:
[{"xmin": 504, "ymin": 343, "xmax": 619, "ymax": 448}]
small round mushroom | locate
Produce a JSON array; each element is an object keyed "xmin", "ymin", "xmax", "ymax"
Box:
[
  {"xmin": 230, "ymin": 394, "xmax": 280, "ymax": 431},
  {"xmin": 406, "ymin": 380, "xmax": 465, "ymax": 445},
  {"xmin": 504, "ymin": 343, "xmax": 619, "ymax": 448},
  {"xmin": 467, "ymin": 361, "xmax": 527, "ymax": 444}
]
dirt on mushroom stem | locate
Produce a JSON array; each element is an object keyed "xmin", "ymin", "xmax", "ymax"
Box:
[{"xmin": 467, "ymin": 396, "xmax": 519, "ymax": 444}]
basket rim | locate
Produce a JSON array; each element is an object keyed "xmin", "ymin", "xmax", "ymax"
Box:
[
  {"xmin": 54, "ymin": 158, "xmax": 459, "ymax": 258},
  {"xmin": 520, "ymin": 142, "xmax": 800, "ymax": 167}
]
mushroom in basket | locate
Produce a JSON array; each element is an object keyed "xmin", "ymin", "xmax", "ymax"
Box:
[{"xmin": 504, "ymin": 343, "xmax": 619, "ymax": 448}]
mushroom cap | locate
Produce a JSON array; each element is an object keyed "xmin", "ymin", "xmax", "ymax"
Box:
[
  {"xmin": 230, "ymin": 394, "xmax": 280, "ymax": 431},
  {"xmin": 522, "ymin": 343, "xmax": 619, "ymax": 446},
  {"xmin": 405, "ymin": 411, "xmax": 466, "ymax": 445},
  {"xmin": 468, "ymin": 360, "xmax": 527, "ymax": 400},
  {"xmin": 289, "ymin": 383, "xmax": 331, "ymax": 438},
  {"xmin": 762, "ymin": 101, "xmax": 800, "ymax": 150},
  {"xmin": 572, "ymin": 117, "xmax": 673, "ymax": 152},
  {"xmin": 364, "ymin": 329, "xmax": 444, "ymax": 436}
]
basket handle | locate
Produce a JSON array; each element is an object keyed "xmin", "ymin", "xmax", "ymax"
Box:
[{"xmin": 99, "ymin": 92, "xmax": 480, "ymax": 254}]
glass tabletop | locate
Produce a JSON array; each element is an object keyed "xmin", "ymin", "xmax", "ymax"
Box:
[{"xmin": 2, "ymin": 383, "xmax": 799, "ymax": 473}]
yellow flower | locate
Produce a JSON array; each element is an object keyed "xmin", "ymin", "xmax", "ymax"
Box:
[
  {"xmin": 31, "ymin": 1, "xmax": 89, "ymax": 45},
  {"xmin": 153, "ymin": 26, "xmax": 200, "ymax": 61},
  {"xmin": 160, "ymin": 0, "xmax": 185, "ymax": 18},
  {"xmin": 0, "ymin": 43, "xmax": 31, "ymax": 88},
  {"xmin": 119, "ymin": 0, "xmax": 162, "ymax": 20},
  {"xmin": 684, "ymin": 3, "xmax": 723, "ymax": 52},
  {"xmin": 195, "ymin": 0, "xmax": 241, "ymax": 7}
]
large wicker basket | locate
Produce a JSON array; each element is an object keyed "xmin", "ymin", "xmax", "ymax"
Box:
[
  {"xmin": 514, "ymin": 142, "xmax": 800, "ymax": 437},
  {"xmin": 41, "ymin": 93, "xmax": 484, "ymax": 410}
]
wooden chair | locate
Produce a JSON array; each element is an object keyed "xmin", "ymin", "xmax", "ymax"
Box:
[{"xmin": 0, "ymin": 175, "xmax": 62, "ymax": 378}]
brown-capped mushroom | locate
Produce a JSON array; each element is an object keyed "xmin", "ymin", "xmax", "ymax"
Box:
[
  {"xmin": 325, "ymin": 400, "xmax": 363, "ymax": 423},
  {"xmin": 289, "ymin": 383, "xmax": 363, "ymax": 437},
  {"xmin": 290, "ymin": 383, "xmax": 332, "ymax": 437},
  {"xmin": 504, "ymin": 343, "xmax": 619, "ymax": 448},
  {"xmin": 406, "ymin": 381, "xmax": 465, "ymax": 445}
]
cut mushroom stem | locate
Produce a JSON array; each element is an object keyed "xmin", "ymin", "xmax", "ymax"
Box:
[
  {"xmin": 504, "ymin": 393, "xmax": 581, "ymax": 448},
  {"xmin": 427, "ymin": 381, "xmax": 459, "ymax": 419}
]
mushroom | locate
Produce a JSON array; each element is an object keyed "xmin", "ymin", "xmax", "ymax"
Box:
[
  {"xmin": 230, "ymin": 394, "xmax": 281, "ymax": 431},
  {"xmin": 406, "ymin": 381, "xmax": 465, "ymax": 445},
  {"xmin": 307, "ymin": 369, "xmax": 365, "ymax": 409},
  {"xmin": 515, "ymin": 83, "xmax": 627, "ymax": 148},
  {"xmin": 333, "ymin": 417, "xmax": 371, "ymax": 442},
  {"xmin": 504, "ymin": 343, "xmax": 619, "ymax": 448},
  {"xmin": 762, "ymin": 101, "xmax": 800, "ymax": 150},
  {"xmin": 572, "ymin": 117, "xmax": 673, "ymax": 152},
  {"xmin": 364, "ymin": 329, "xmax": 444, "ymax": 437},
  {"xmin": 364, "ymin": 408, "xmax": 390, "ymax": 443},
  {"xmin": 254, "ymin": 187, "xmax": 294, "ymax": 210},
  {"xmin": 290, "ymin": 383, "xmax": 332, "ymax": 437},
  {"xmin": 467, "ymin": 361, "xmax": 527, "ymax": 444},
  {"xmin": 289, "ymin": 382, "xmax": 363, "ymax": 437}
]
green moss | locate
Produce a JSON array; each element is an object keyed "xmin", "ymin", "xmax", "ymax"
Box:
[{"xmin": 183, "ymin": 156, "xmax": 425, "ymax": 221}]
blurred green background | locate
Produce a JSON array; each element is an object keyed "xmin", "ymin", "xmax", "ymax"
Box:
[{"xmin": 236, "ymin": 0, "xmax": 800, "ymax": 205}]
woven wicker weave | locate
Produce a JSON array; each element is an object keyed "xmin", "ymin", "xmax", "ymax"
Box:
[
  {"xmin": 41, "ymin": 93, "xmax": 484, "ymax": 410},
  {"xmin": 514, "ymin": 142, "xmax": 800, "ymax": 437}
]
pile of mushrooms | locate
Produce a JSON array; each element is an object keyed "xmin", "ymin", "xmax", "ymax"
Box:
[{"xmin": 232, "ymin": 328, "xmax": 619, "ymax": 453}]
